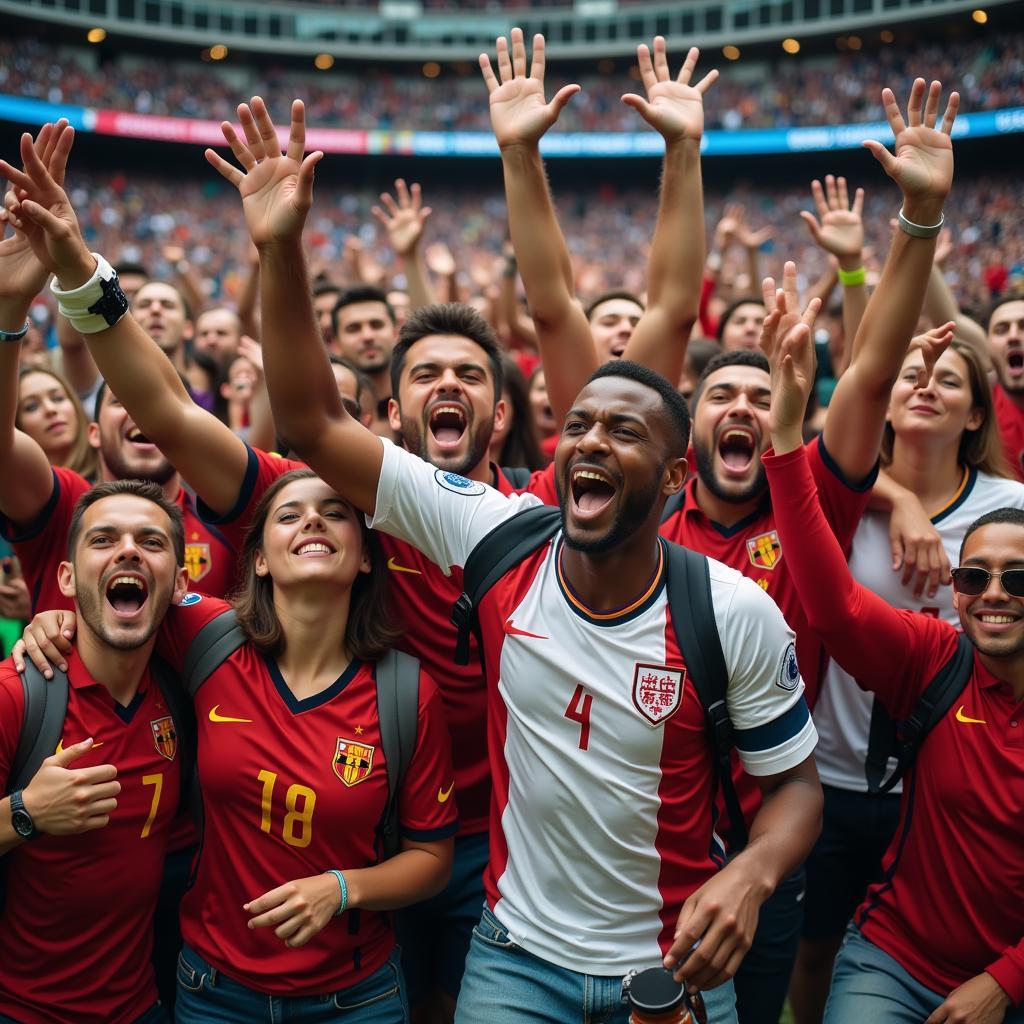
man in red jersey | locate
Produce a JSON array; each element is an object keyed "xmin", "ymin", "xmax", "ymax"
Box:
[
  {"xmin": 987, "ymin": 294, "xmax": 1024, "ymax": 482},
  {"xmin": 0, "ymin": 480, "xmax": 189, "ymax": 1024},
  {"xmin": 761, "ymin": 284, "xmax": 1024, "ymax": 1024}
]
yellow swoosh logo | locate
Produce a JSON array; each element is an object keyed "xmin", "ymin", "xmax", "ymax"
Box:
[
  {"xmin": 209, "ymin": 705, "xmax": 253, "ymax": 724},
  {"xmin": 437, "ymin": 781, "xmax": 455, "ymax": 803},
  {"xmin": 56, "ymin": 739, "xmax": 103, "ymax": 754},
  {"xmin": 955, "ymin": 705, "xmax": 986, "ymax": 725},
  {"xmin": 387, "ymin": 556, "xmax": 422, "ymax": 575}
]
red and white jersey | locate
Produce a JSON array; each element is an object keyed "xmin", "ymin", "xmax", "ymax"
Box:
[
  {"xmin": 370, "ymin": 439, "xmax": 817, "ymax": 975},
  {"xmin": 815, "ymin": 468, "xmax": 1024, "ymax": 792}
]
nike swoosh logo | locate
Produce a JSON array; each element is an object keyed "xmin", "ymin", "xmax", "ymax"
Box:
[
  {"xmin": 209, "ymin": 705, "xmax": 253, "ymax": 724},
  {"xmin": 387, "ymin": 556, "xmax": 422, "ymax": 575},
  {"xmin": 503, "ymin": 618, "xmax": 548, "ymax": 640},
  {"xmin": 437, "ymin": 781, "xmax": 455, "ymax": 803},
  {"xmin": 955, "ymin": 705, "xmax": 986, "ymax": 725},
  {"xmin": 56, "ymin": 739, "xmax": 103, "ymax": 754}
]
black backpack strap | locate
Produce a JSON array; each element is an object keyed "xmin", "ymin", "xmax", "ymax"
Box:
[
  {"xmin": 375, "ymin": 648, "xmax": 421, "ymax": 860},
  {"xmin": 182, "ymin": 609, "xmax": 248, "ymax": 699},
  {"xmin": 500, "ymin": 466, "xmax": 532, "ymax": 490},
  {"xmin": 660, "ymin": 488, "xmax": 687, "ymax": 524},
  {"xmin": 10, "ymin": 663, "xmax": 69, "ymax": 794},
  {"xmin": 866, "ymin": 631, "xmax": 974, "ymax": 794},
  {"xmin": 664, "ymin": 544, "xmax": 748, "ymax": 852},
  {"xmin": 451, "ymin": 505, "xmax": 562, "ymax": 665}
]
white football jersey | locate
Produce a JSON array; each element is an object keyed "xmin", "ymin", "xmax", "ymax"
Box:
[
  {"xmin": 813, "ymin": 468, "xmax": 1024, "ymax": 791},
  {"xmin": 370, "ymin": 439, "xmax": 817, "ymax": 974}
]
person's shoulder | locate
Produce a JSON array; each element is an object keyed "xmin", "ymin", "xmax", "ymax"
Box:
[
  {"xmin": 975, "ymin": 471, "xmax": 1024, "ymax": 506},
  {"xmin": 54, "ymin": 465, "xmax": 91, "ymax": 496},
  {"xmin": 0, "ymin": 657, "xmax": 26, "ymax": 717}
]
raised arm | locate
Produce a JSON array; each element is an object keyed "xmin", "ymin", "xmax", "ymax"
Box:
[
  {"xmin": 821, "ymin": 79, "xmax": 959, "ymax": 483},
  {"xmin": 206, "ymin": 98, "xmax": 383, "ymax": 515},
  {"xmin": 2, "ymin": 125, "xmax": 252, "ymax": 518},
  {"xmin": 922, "ymin": 232, "xmax": 989, "ymax": 358},
  {"xmin": 620, "ymin": 39, "xmax": 716, "ymax": 383},
  {"xmin": 371, "ymin": 179, "xmax": 436, "ymax": 311},
  {"xmin": 481, "ymin": 29, "xmax": 596, "ymax": 422},
  {"xmin": 0, "ymin": 123, "xmax": 75, "ymax": 524}
]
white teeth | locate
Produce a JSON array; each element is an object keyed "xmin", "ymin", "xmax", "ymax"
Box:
[
  {"xmin": 722, "ymin": 429, "xmax": 753, "ymax": 443},
  {"xmin": 128, "ymin": 429, "xmax": 144, "ymax": 441},
  {"xmin": 432, "ymin": 405, "xmax": 465, "ymax": 421},
  {"xmin": 980, "ymin": 614, "xmax": 1015, "ymax": 624},
  {"xmin": 109, "ymin": 576, "xmax": 144, "ymax": 590},
  {"xmin": 573, "ymin": 470, "xmax": 609, "ymax": 484},
  {"xmin": 297, "ymin": 542, "xmax": 332, "ymax": 555}
]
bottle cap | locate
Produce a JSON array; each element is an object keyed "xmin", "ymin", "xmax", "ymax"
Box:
[{"xmin": 627, "ymin": 967, "xmax": 686, "ymax": 1013}]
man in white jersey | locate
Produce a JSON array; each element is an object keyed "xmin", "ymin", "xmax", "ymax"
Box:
[{"xmin": 216, "ymin": 96, "xmax": 823, "ymax": 1023}]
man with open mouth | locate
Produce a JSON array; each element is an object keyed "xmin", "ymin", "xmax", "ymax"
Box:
[
  {"xmin": 0, "ymin": 479, "xmax": 190, "ymax": 1024},
  {"xmin": 987, "ymin": 294, "xmax": 1024, "ymax": 482}
]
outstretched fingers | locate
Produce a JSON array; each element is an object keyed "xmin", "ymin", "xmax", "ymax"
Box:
[
  {"xmin": 635, "ymin": 43, "xmax": 658, "ymax": 95},
  {"xmin": 651, "ymin": 36, "xmax": 671, "ymax": 82},
  {"xmin": 285, "ymin": 99, "xmax": 307, "ymax": 163},
  {"xmin": 676, "ymin": 46, "xmax": 699, "ymax": 85},
  {"xmin": 250, "ymin": 96, "xmax": 283, "ymax": 160},
  {"xmin": 781, "ymin": 260, "xmax": 800, "ymax": 311},
  {"xmin": 922, "ymin": 80, "xmax": 941, "ymax": 128},
  {"xmin": 47, "ymin": 123, "xmax": 75, "ymax": 187},
  {"xmin": 880, "ymin": 87, "xmax": 907, "ymax": 138},
  {"xmin": 204, "ymin": 147, "xmax": 244, "ymax": 188},
  {"xmin": 511, "ymin": 27, "xmax": 527, "ymax": 78},
  {"xmin": 479, "ymin": 54, "xmax": 499, "ymax": 93},
  {"xmin": 530, "ymin": 33, "xmax": 546, "ymax": 82},
  {"xmin": 496, "ymin": 36, "xmax": 513, "ymax": 83},
  {"xmin": 905, "ymin": 77, "xmax": 926, "ymax": 128},
  {"xmin": 220, "ymin": 121, "xmax": 258, "ymax": 172},
  {"xmin": 940, "ymin": 91, "xmax": 960, "ymax": 135}
]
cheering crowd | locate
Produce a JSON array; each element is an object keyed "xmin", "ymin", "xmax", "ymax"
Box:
[{"xmin": 1, "ymin": 26, "xmax": 1023, "ymax": 1024}]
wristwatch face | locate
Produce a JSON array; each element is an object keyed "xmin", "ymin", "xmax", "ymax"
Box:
[{"xmin": 11, "ymin": 808, "xmax": 35, "ymax": 839}]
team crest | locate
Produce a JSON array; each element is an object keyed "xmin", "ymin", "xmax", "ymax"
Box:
[
  {"xmin": 632, "ymin": 663, "xmax": 684, "ymax": 726},
  {"xmin": 333, "ymin": 738, "xmax": 375, "ymax": 787},
  {"xmin": 746, "ymin": 530, "xmax": 782, "ymax": 570},
  {"xmin": 184, "ymin": 542, "xmax": 211, "ymax": 582},
  {"xmin": 150, "ymin": 716, "xmax": 177, "ymax": 761}
]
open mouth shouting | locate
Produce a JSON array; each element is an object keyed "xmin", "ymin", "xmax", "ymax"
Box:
[
  {"xmin": 127, "ymin": 426, "xmax": 158, "ymax": 451},
  {"xmin": 293, "ymin": 539, "xmax": 336, "ymax": 558},
  {"xmin": 716, "ymin": 426, "xmax": 758, "ymax": 478},
  {"xmin": 428, "ymin": 403, "xmax": 469, "ymax": 452},
  {"xmin": 569, "ymin": 464, "xmax": 618, "ymax": 523},
  {"xmin": 105, "ymin": 572, "xmax": 150, "ymax": 621},
  {"xmin": 1006, "ymin": 350, "xmax": 1024, "ymax": 381}
]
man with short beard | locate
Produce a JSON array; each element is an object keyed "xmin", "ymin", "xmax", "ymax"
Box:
[
  {"xmin": 986, "ymin": 294, "xmax": 1024, "ymax": 481},
  {"xmin": 0, "ymin": 480, "xmax": 189, "ymax": 1024}
]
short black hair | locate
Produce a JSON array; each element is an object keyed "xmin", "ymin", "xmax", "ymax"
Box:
[
  {"xmin": 390, "ymin": 303, "xmax": 504, "ymax": 402},
  {"xmin": 690, "ymin": 350, "xmax": 769, "ymax": 411},
  {"xmin": 586, "ymin": 360, "xmax": 690, "ymax": 455},
  {"xmin": 716, "ymin": 296, "xmax": 765, "ymax": 343},
  {"xmin": 312, "ymin": 278, "xmax": 341, "ymax": 298},
  {"xmin": 328, "ymin": 355, "xmax": 375, "ymax": 417},
  {"xmin": 67, "ymin": 479, "xmax": 184, "ymax": 565},
  {"xmin": 959, "ymin": 507, "xmax": 1024, "ymax": 563},
  {"xmin": 985, "ymin": 292, "xmax": 1024, "ymax": 332},
  {"xmin": 584, "ymin": 290, "xmax": 646, "ymax": 322},
  {"xmin": 114, "ymin": 260, "xmax": 149, "ymax": 280},
  {"xmin": 331, "ymin": 285, "xmax": 396, "ymax": 336}
]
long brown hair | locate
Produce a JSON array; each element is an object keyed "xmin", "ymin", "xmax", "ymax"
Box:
[
  {"xmin": 17, "ymin": 365, "xmax": 100, "ymax": 481},
  {"xmin": 231, "ymin": 469, "xmax": 402, "ymax": 661},
  {"xmin": 882, "ymin": 340, "xmax": 1012, "ymax": 478}
]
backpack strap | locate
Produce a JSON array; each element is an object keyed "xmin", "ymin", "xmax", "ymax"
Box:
[
  {"xmin": 500, "ymin": 466, "xmax": 532, "ymax": 490},
  {"xmin": 451, "ymin": 505, "xmax": 562, "ymax": 665},
  {"xmin": 866, "ymin": 631, "xmax": 974, "ymax": 794},
  {"xmin": 182, "ymin": 609, "xmax": 248, "ymax": 699},
  {"xmin": 9, "ymin": 663, "xmax": 69, "ymax": 794},
  {"xmin": 660, "ymin": 488, "xmax": 687, "ymax": 524},
  {"xmin": 375, "ymin": 648, "xmax": 422, "ymax": 860},
  {"xmin": 664, "ymin": 543, "xmax": 748, "ymax": 852}
]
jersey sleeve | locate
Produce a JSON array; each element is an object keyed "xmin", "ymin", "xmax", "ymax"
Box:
[
  {"xmin": 155, "ymin": 594, "xmax": 236, "ymax": 673},
  {"xmin": 0, "ymin": 661, "xmax": 25, "ymax": 794},
  {"xmin": 397, "ymin": 670, "xmax": 459, "ymax": 841},
  {"xmin": 0, "ymin": 467, "xmax": 90, "ymax": 614},
  {"xmin": 988, "ymin": 942, "xmax": 1024, "ymax": 1008},
  {"xmin": 368, "ymin": 438, "xmax": 542, "ymax": 573},
  {"xmin": 195, "ymin": 446, "xmax": 306, "ymax": 552},
  {"xmin": 524, "ymin": 463, "xmax": 558, "ymax": 506},
  {"xmin": 807, "ymin": 434, "xmax": 878, "ymax": 550},
  {"xmin": 715, "ymin": 569, "xmax": 817, "ymax": 777},
  {"xmin": 764, "ymin": 444, "xmax": 959, "ymax": 719}
]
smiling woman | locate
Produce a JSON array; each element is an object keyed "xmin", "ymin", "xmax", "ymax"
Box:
[{"xmin": 16, "ymin": 366, "xmax": 99, "ymax": 481}]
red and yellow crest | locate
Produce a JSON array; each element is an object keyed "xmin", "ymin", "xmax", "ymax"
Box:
[
  {"xmin": 150, "ymin": 716, "xmax": 177, "ymax": 761},
  {"xmin": 333, "ymin": 738, "xmax": 375, "ymax": 787},
  {"xmin": 746, "ymin": 530, "xmax": 782, "ymax": 570},
  {"xmin": 184, "ymin": 542, "xmax": 211, "ymax": 582}
]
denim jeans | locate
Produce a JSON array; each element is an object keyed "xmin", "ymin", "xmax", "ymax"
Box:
[
  {"xmin": 825, "ymin": 923, "xmax": 1024, "ymax": 1024},
  {"xmin": 0, "ymin": 1005, "xmax": 167, "ymax": 1024},
  {"xmin": 174, "ymin": 944, "xmax": 408, "ymax": 1024},
  {"xmin": 454, "ymin": 905, "xmax": 738, "ymax": 1024}
]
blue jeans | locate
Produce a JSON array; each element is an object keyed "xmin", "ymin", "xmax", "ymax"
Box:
[
  {"xmin": 0, "ymin": 1006, "xmax": 167, "ymax": 1024},
  {"xmin": 455, "ymin": 906, "xmax": 738, "ymax": 1024},
  {"xmin": 733, "ymin": 868, "xmax": 805, "ymax": 1024},
  {"xmin": 174, "ymin": 944, "xmax": 408, "ymax": 1023},
  {"xmin": 825, "ymin": 923, "xmax": 1024, "ymax": 1024}
]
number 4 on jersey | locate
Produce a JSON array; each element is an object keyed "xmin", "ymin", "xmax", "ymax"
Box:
[{"xmin": 564, "ymin": 684, "xmax": 594, "ymax": 751}]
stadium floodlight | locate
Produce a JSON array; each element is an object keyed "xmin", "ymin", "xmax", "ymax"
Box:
[
  {"xmin": 723, "ymin": 45, "xmax": 740, "ymax": 60},
  {"xmin": 87, "ymin": 27, "xmax": 106, "ymax": 44},
  {"xmin": 973, "ymin": 8, "xmax": 989, "ymax": 22},
  {"xmin": 782, "ymin": 37, "xmax": 801, "ymax": 53}
]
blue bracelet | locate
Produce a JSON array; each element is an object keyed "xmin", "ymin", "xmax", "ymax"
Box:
[{"xmin": 326, "ymin": 869, "xmax": 348, "ymax": 916}]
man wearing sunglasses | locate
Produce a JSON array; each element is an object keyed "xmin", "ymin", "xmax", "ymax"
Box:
[{"xmin": 761, "ymin": 303, "xmax": 1024, "ymax": 1022}]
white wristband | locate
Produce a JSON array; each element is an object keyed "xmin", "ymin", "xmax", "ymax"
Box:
[
  {"xmin": 897, "ymin": 208, "xmax": 944, "ymax": 239},
  {"xmin": 50, "ymin": 253, "xmax": 130, "ymax": 334}
]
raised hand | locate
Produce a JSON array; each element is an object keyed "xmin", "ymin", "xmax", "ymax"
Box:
[
  {"xmin": 480, "ymin": 29, "xmax": 580, "ymax": 150},
  {"xmin": 907, "ymin": 321, "xmax": 955, "ymax": 390},
  {"xmin": 371, "ymin": 179, "xmax": 432, "ymax": 259},
  {"xmin": 863, "ymin": 79, "xmax": 958, "ymax": 215},
  {"xmin": 205, "ymin": 98, "xmax": 323, "ymax": 248},
  {"xmin": 622, "ymin": 37, "xmax": 718, "ymax": 143},
  {"xmin": 800, "ymin": 175, "xmax": 864, "ymax": 265},
  {"xmin": 759, "ymin": 262, "xmax": 822, "ymax": 444}
]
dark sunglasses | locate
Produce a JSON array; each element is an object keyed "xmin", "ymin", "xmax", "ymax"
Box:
[{"xmin": 951, "ymin": 567, "xmax": 1024, "ymax": 598}]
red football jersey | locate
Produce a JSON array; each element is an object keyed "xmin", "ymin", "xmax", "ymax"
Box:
[
  {"xmin": 0, "ymin": 653, "xmax": 182, "ymax": 1024},
  {"xmin": 156, "ymin": 595, "xmax": 458, "ymax": 995},
  {"xmin": 0, "ymin": 467, "xmax": 237, "ymax": 615},
  {"xmin": 993, "ymin": 384, "xmax": 1024, "ymax": 483},
  {"xmin": 766, "ymin": 444, "xmax": 1024, "ymax": 1005}
]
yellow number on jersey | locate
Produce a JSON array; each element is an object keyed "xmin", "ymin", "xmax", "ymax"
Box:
[
  {"xmin": 256, "ymin": 770, "xmax": 317, "ymax": 848},
  {"xmin": 140, "ymin": 774, "xmax": 164, "ymax": 839}
]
